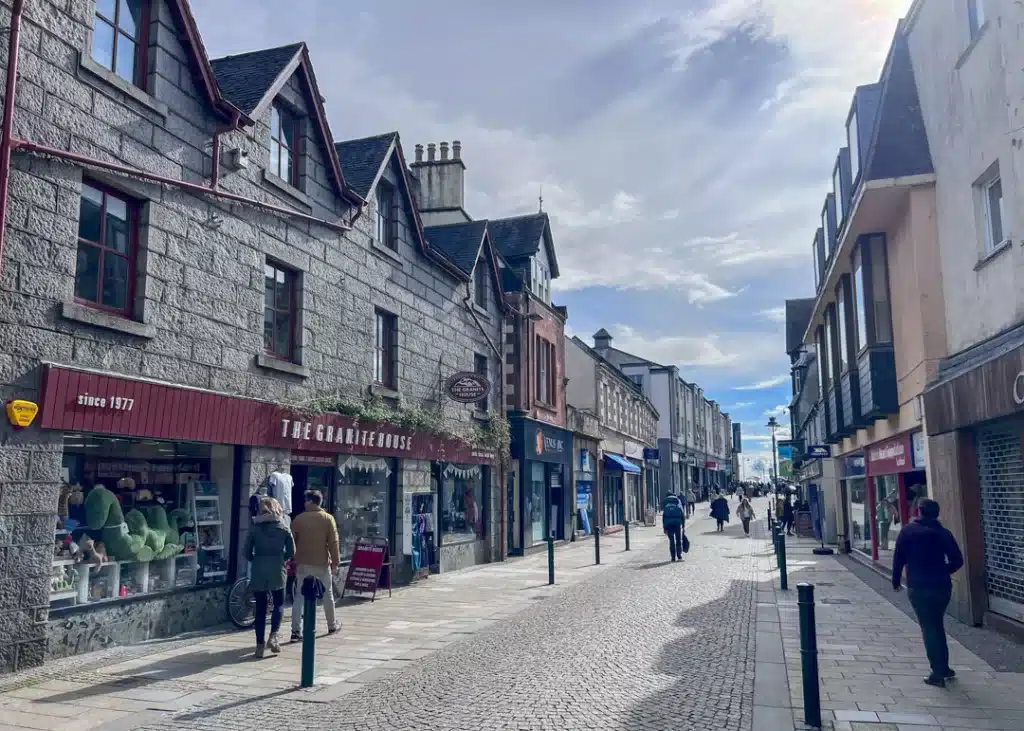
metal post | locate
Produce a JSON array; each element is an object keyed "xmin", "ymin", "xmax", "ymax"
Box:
[
  {"xmin": 778, "ymin": 526, "xmax": 789, "ymax": 591},
  {"xmin": 547, "ymin": 532, "xmax": 555, "ymax": 585},
  {"xmin": 797, "ymin": 584, "xmax": 822, "ymax": 729},
  {"xmin": 300, "ymin": 578, "xmax": 317, "ymax": 688},
  {"xmin": 623, "ymin": 516, "xmax": 631, "ymax": 551},
  {"xmin": 593, "ymin": 508, "xmax": 601, "ymax": 565}
]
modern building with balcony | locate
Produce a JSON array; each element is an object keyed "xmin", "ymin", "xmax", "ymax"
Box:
[{"xmin": 798, "ymin": 21, "xmax": 946, "ymax": 574}]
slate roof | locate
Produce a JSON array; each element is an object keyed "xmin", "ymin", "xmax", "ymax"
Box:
[
  {"xmin": 334, "ymin": 133, "xmax": 397, "ymax": 199},
  {"xmin": 862, "ymin": 28, "xmax": 933, "ymax": 181},
  {"xmin": 210, "ymin": 43, "xmax": 303, "ymax": 114},
  {"xmin": 786, "ymin": 298, "xmax": 815, "ymax": 354},
  {"xmin": 488, "ymin": 213, "xmax": 558, "ymax": 276},
  {"xmin": 423, "ymin": 220, "xmax": 489, "ymax": 277}
]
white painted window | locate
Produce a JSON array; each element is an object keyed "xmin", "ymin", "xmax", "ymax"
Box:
[
  {"xmin": 833, "ymin": 163, "xmax": 845, "ymax": 223},
  {"xmin": 982, "ymin": 176, "xmax": 1006, "ymax": 253},
  {"xmin": 969, "ymin": 0, "xmax": 986, "ymax": 40},
  {"xmin": 847, "ymin": 111, "xmax": 859, "ymax": 183}
]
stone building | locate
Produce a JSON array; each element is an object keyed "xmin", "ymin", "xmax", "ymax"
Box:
[{"xmin": 0, "ymin": 0, "xmax": 506, "ymax": 672}]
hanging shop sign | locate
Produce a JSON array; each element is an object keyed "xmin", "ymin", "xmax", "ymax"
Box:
[
  {"xmin": 340, "ymin": 537, "xmax": 392, "ymax": 601},
  {"xmin": 444, "ymin": 372, "xmax": 490, "ymax": 404},
  {"xmin": 510, "ymin": 417, "xmax": 571, "ymax": 465},
  {"xmin": 866, "ymin": 432, "xmax": 915, "ymax": 475},
  {"xmin": 806, "ymin": 445, "xmax": 831, "ymax": 459},
  {"xmin": 643, "ymin": 447, "xmax": 660, "ymax": 463},
  {"xmin": 5, "ymin": 399, "xmax": 38, "ymax": 428},
  {"xmin": 37, "ymin": 365, "xmax": 495, "ymax": 464},
  {"xmin": 911, "ymin": 431, "xmax": 926, "ymax": 469},
  {"xmin": 624, "ymin": 440, "xmax": 644, "ymax": 460}
]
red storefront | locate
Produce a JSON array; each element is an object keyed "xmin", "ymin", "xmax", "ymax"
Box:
[
  {"xmin": 39, "ymin": 364, "xmax": 494, "ymax": 619},
  {"xmin": 862, "ymin": 430, "xmax": 928, "ymax": 566}
]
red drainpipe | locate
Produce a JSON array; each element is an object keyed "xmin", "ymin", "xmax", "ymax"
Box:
[{"xmin": 0, "ymin": 0, "xmax": 27, "ymax": 273}]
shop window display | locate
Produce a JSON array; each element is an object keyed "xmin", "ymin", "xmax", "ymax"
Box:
[
  {"xmin": 409, "ymin": 493, "xmax": 437, "ymax": 575},
  {"xmin": 529, "ymin": 463, "xmax": 546, "ymax": 544},
  {"xmin": 874, "ymin": 474, "xmax": 899, "ymax": 561},
  {"xmin": 847, "ymin": 477, "xmax": 870, "ymax": 555},
  {"xmin": 335, "ymin": 456, "xmax": 394, "ymax": 562},
  {"xmin": 441, "ymin": 464, "xmax": 486, "ymax": 544},
  {"xmin": 52, "ymin": 436, "xmax": 235, "ymax": 608}
]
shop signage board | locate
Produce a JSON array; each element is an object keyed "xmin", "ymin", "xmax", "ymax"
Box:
[
  {"xmin": 340, "ymin": 537, "xmax": 391, "ymax": 601},
  {"xmin": 37, "ymin": 365, "xmax": 496, "ymax": 465},
  {"xmin": 443, "ymin": 372, "xmax": 490, "ymax": 404},
  {"xmin": 866, "ymin": 432, "xmax": 915, "ymax": 475},
  {"xmin": 511, "ymin": 417, "xmax": 571, "ymax": 465},
  {"xmin": 806, "ymin": 445, "xmax": 831, "ymax": 458},
  {"xmin": 911, "ymin": 431, "xmax": 926, "ymax": 469},
  {"xmin": 643, "ymin": 447, "xmax": 660, "ymax": 463},
  {"xmin": 624, "ymin": 440, "xmax": 644, "ymax": 460},
  {"xmin": 923, "ymin": 344, "xmax": 1024, "ymax": 435}
]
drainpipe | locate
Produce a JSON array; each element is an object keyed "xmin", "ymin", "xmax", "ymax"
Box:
[
  {"xmin": 12, "ymin": 139, "xmax": 352, "ymax": 233},
  {"xmin": 0, "ymin": 0, "xmax": 27, "ymax": 273},
  {"xmin": 464, "ymin": 292, "xmax": 508, "ymax": 562}
]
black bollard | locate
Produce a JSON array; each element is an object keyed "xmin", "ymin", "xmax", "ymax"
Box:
[
  {"xmin": 300, "ymin": 576, "xmax": 323, "ymax": 688},
  {"xmin": 623, "ymin": 518, "xmax": 631, "ymax": 551},
  {"xmin": 797, "ymin": 584, "xmax": 822, "ymax": 729},
  {"xmin": 778, "ymin": 526, "xmax": 789, "ymax": 591},
  {"xmin": 547, "ymin": 531, "xmax": 555, "ymax": 585},
  {"xmin": 593, "ymin": 515, "xmax": 601, "ymax": 565}
]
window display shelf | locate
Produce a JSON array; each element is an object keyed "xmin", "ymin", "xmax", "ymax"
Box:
[
  {"xmin": 196, "ymin": 520, "xmax": 222, "ymax": 526},
  {"xmin": 202, "ymin": 570, "xmax": 227, "ymax": 578},
  {"xmin": 200, "ymin": 545, "xmax": 224, "ymax": 551},
  {"xmin": 194, "ymin": 495, "xmax": 219, "ymax": 501},
  {"xmin": 50, "ymin": 589, "xmax": 77, "ymax": 601},
  {"xmin": 52, "ymin": 558, "xmax": 77, "ymax": 567}
]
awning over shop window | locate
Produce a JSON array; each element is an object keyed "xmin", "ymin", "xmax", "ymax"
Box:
[{"xmin": 603, "ymin": 453, "xmax": 641, "ymax": 473}]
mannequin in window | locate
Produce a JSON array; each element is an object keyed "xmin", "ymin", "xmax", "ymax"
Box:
[{"xmin": 267, "ymin": 468, "xmax": 294, "ymax": 527}]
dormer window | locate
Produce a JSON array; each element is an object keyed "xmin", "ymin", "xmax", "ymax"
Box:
[
  {"xmin": 92, "ymin": 0, "xmax": 147, "ymax": 87},
  {"xmin": 376, "ymin": 183, "xmax": 396, "ymax": 250},
  {"xmin": 270, "ymin": 104, "xmax": 299, "ymax": 186},
  {"xmin": 833, "ymin": 163, "xmax": 845, "ymax": 224},
  {"xmin": 847, "ymin": 111, "xmax": 860, "ymax": 183},
  {"xmin": 969, "ymin": 0, "xmax": 986, "ymax": 40},
  {"xmin": 474, "ymin": 258, "xmax": 487, "ymax": 307}
]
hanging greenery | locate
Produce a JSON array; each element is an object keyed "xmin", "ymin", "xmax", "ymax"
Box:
[{"xmin": 472, "ymin": 410, "xmax": 512, "ymax": 459}]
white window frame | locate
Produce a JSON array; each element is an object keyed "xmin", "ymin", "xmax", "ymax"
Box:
[
  {"xmin": 969, "ymin": 0, "xmax": 986, "ymax": 40},
  {"xmin": 982, "ymin": 175, "xmax": 1006, "ymax": 254},
  {"xmin": 847, "ymin": 111, "xmax": 859, "ymax": 183},
  {"xmin": 833, "ymin": 164, "xmax": 844, "ymax": 223}
]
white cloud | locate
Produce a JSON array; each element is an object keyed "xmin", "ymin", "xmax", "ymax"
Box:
[
  {"xmin": 728, "ymin": 401, "xmax": 754, "ymax": 409},
  {"xmin": 758, "ymin": 307, "xmax": 787, "ymax": 323},
  {"xmin": 764, "ymin": 404, "xmax": 789, "ymax": 418},
  {"xmin": 735, "ymin": 375, "xmax": 788, "ymax": 391},
  {"xmin": 606, "ymin": 324, "xmax": 785, "ymax": 375}
]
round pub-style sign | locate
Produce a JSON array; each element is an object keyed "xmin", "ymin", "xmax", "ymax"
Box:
[{"xmin": 444, "ymin": 372, "xmax": 490, "ymax": 404}]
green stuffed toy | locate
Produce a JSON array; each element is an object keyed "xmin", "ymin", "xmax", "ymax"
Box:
[
  {"xmin": 125, "ymin": 508, "xmax": 166, "ymax": 556},
  {"xmin": 85, "ymin": 485, "xmax": 154, "ymax": 563},
  {"xmin": 142, "ymin": 506, "xmax": 185, "ymax": 559}
]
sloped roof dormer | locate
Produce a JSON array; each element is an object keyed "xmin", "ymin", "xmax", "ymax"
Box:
[
  {"xmin": 487, "ymin": 212, "xmax": 559, "ymax": 278},
  {"xmin": 210, "ymin": 43, "xmax": 362, "ymax": 206}
]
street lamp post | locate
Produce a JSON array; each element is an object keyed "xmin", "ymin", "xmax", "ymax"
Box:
[{"xmin": 767, "ymin": 416, "xmax": 779, "ymax": 493}]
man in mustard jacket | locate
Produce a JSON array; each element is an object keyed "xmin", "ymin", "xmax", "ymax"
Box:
[{"xmin": 290, "ymin": 490, "xmax": 341, "ymax": 641}]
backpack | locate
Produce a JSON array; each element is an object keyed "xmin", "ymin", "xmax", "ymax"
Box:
[{"xmin": 663, "ymin": 501, "xmax": 683, "ymax": 525}]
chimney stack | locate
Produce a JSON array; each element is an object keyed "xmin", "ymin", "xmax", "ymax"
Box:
[
  {"xmin": 427, "ymin": 143, "xmax": 436, "ymax": 161},
  {"xmin": 439, "ymin": 141, "xmax": 449, "ymax": 160},
  {"xmin": 409, "ymin": 140, "xmax": 466, "ymax": 220},
  {"xmin": 452, "ymin": 140, "xmax": 461, "ymax": 160},
  {"xmin": 414, "ymin": 144, "xmax": 423, "ymax": 162}
]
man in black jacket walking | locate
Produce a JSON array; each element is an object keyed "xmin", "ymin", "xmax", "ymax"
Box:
[
  {"xmin": 662, "ymin": 495, "xmax": 685, "ymax": 562},
  {"xmin": 891, "ymin": 498, "xmax": 964, "ymax": 687}
]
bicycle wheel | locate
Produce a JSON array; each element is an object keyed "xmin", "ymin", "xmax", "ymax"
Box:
[{"xmin": 227, "ymin": 577, "xmax": 257, "ymax": 628}]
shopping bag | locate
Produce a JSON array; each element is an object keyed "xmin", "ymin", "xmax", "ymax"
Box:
[{"xmin": 682, "ymin": 533, "xmax": 690, "ymax": 554}]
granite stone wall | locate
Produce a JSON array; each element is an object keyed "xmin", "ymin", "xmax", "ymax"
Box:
[{"xmin": 0, "ymin": 0, "xmax": 503, "ymax": 672}]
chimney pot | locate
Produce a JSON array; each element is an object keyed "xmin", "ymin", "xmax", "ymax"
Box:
[
  {"xmin": 427, "ymin": 143, "xmax": 436, "ymax": 162},
  {"xmin": 440, "ymin": 141, "xmax": 449, "ymax": 161},
  {"xmin": 414, "ymin": 144, "xmax": 424, "ymax": 163},
  {"xmin": 452, "ymin": 140, "xmax": 461, "ymax": 160}
]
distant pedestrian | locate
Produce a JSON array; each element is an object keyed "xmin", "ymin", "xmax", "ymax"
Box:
[
  {"xmin": 736, "ymin": 498, "xmax": 755, "ymax": 536},
  {"xmin": 782, "ymin": 497, "xmax": 795, "ymax": 536},
  {"xmin": 290, "ymin": 490, "xmax": 341, "ymax": 641},
  {"xmin": 710, "ymin": 493, "xmax": 729, "ymax": 532},
  {"xmin": 662, "ymin": 494, "xmax": 685, "ymax": 562},
  {"xmin": 245, "ymin": 497, "xmax": 294, "ymax": 658},
  {"xmin": 891, "ymin": 498, "xmax": 964, "ymax": 687},
  {"xmin": 685, "ymin": 488, "xmax": 697, "ymax": 518}
]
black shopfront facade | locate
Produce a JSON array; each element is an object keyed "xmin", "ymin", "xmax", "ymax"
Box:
[{"xmin": 508, "ymin": 417, "xmax": 573, "ymax": 555}]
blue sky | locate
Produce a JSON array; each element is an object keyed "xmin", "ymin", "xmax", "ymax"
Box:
[{"xmin": 193, "ymin": 0, "xmax": 911, "ymax": 475}]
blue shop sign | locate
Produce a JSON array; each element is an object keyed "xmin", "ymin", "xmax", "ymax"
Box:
[
  {"xmin": 806, "ymin": 445, "xmax": 831, "ymax": 459},
  {"xmin": 643, "ymin": 447, "xmax": 660, "ymax": 462},
  {"xmin": 510, "ymin": 417, "xmax": 572, "ymax": 465}
]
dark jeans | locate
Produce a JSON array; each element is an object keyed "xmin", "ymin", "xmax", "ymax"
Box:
[
  {"xmin": 254, "ymin": 589, "xmax": 285, "ymax": 645},
  {"xmin": 741, "ymin": 517, "xmax": 751, "ymax": 534},
  {"xmin": 665, "ymin": 524, "xmax": 683, "ymax": 559},
  {"xmin": 716, "ymin": 519, "xmax": 725, "ymax": 531},
  {"xmin": 908, "ymin": 586, "xmax": 952, "ymax": 678},
  {"xmin": 685, "ymin": 503, "xmax": 695, "ymax": 517},
  {"xmin": 784, "ymin": 517, "xmax": 794, "ymax": 535}
]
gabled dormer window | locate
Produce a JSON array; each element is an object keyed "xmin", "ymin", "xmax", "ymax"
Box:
[
  {"xmin": 376, "ymin": 183, "xmax": 396, "ymax": 250},
  {"xmin": 92, "ymin": 0, "xmax": 148, "ymax": 87},
  {"xmin": 474, "ymin": 258, "xmax": 487, "ymax": 307},
  {"xmin": 270, "ymin": 103, "xmax": 299, "ymax": 187}
]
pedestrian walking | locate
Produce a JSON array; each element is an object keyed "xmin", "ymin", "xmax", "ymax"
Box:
[
  {"xmin": 710, "ymin": 492, "xmax": 729, "ymax": 532},
  {"xmin": 290, "ymin": 490, "xmax": 341, "ymax": 641},
  {"xmin": 662, "ymin": 494, "xmax": 685, "ymax": 561},
  {"xmin": 736, "ymin": 497, "xmax": 755, "ymax": 536},
  {"xmin": 685, "ymin": 488, "xmax": 697, "ymax": 518},
  {"xmin": 891, "ymin": 498, "xmax": 964, "ymax": 687},
  {"xmin": 245, "ymin": 497, "xmax": 294, "ymax": 658},
  {"xmin": 782, "ymin": 496, "xmax": 795, "ymax": 536}
]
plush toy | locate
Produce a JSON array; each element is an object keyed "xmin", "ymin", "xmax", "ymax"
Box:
[
  {"xmin": 143, "ymin": 506, "xmax": 184, "ymax": 558},
  {"xmin": 58, "ymin": 483, "xmax": 72, "ymax": 518},
  {"xmin": 125, "ymin": 508, "xmax": 170, "ymax": 557},
  {"xmin": 135, "ymin": 487, "xmax": 155, "ymax": 502},
  {"xmin": 84, "ymin": 484, "xmax": 154, "ymax": 563},
  {"xmin": 67, "ymin": 483, "xmax": 84, "ymax": 505},
  {"xmin": 92, "ymin": 540, "xmax": 109, "ymax": 564}
]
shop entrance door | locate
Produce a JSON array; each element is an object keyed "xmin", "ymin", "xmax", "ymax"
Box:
[
  {"xmin": 976, "ymin": 421, "xmax": 1024, "ymax": 623},
  {"xmin": 507, "ymin": 465, "xmax": 521, "ymax": 555},
  {"xmin": 291, "ymin": 465, "xmax": 335, "ymax": 520},
  {"xmin": 549, "ymin": 468, "xmax": 563, "ymax": 541}
]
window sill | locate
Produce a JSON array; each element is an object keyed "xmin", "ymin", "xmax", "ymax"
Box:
[
  {"xmin": 370, "ymin": 383, "xmax": 400, "ymax": 399},
  {"xmin": 471, "ymin": 303, "xmax": 492, "ymax": 322},
  {"xmin": 473, "ymin": 409, "xmax": 490, "ymax": 421},
  {"xmin": 974, "ymin": 239, "xmax": 1011, "ymax": 271},
  {"xmin": 370, "ymin": 238, "xmax": 401, "ymax": 264},
  {"xmin": 255, "ymin": 353, "xmax": 309, "ymax": 378},
  {"xmin": 61, "ymin": 301, "xmax": 156, "ymax": 338},
  {"xmin": 78, "ymin": 55, "xmax": 168, "ymax": 119},
  {"xmin": 956, "ymin": 22, "xmax": 989, "ymax": 70},
  {"xmin": 441, "ymin": 535, "xmax": 484, "ymax": 547},
  {"xmin": 262, "ymin": 170, "xmax": 313, "ymax": 212},
  {"xmin": 534, "ymin": 400, "xmax": 557, "ymax": 413}
]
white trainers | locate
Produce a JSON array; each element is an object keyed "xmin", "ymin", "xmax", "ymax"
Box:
[{"xmin": 268, "ymin": 632, "xmax": 281, "ymax": 654}]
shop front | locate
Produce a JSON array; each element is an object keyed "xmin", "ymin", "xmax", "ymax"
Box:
[
  {"xmin": 838, "ymin": 453, "xmax": 865, "ymax": 555},
  {"xmin": 601, "ymin": 452, "xmax": 638, "ymax": 530},
  {"xmin": 33, "ymin": 364, "xmax": 496, "ymax": 657},
  {"xmin": 574, "ymin": 444, "xmax": 598, "ymax": 536},
  {"xmin": 624, "ymin": 440, "xmax": 646, "ymax": 522},
  {"xmin": 509, "ymin": 417, "xmax": 573, "ymax": 553}
]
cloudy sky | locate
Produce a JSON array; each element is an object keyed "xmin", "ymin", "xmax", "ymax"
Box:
[{"xmin": 193, "ymin": 0, "xmax": 911, "ymax": 477}]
